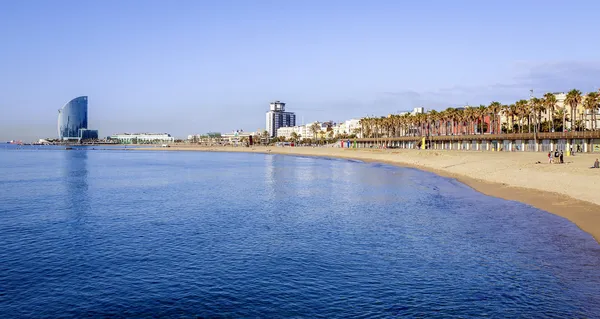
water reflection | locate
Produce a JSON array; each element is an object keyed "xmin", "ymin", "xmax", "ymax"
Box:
[{"xmin": 62, "ymin": 149, "xmax": 90, "ymax": 224}]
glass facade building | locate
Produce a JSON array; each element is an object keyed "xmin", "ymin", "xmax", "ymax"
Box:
[
  {"xmin": 58, "ymin": 96, "xmax": 88, "ymax": 140},
  {"xmin": 79, "ymin": 129, "xmax": 99, "ymax": 140}
]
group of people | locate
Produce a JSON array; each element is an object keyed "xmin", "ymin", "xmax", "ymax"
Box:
[
  {"xmin": 547, "ymin": 150, "xmax": 600, "ymax": 168},
  {"xmin": 548, "ymin": 150, "xmax": 564, "ymax": 164}
]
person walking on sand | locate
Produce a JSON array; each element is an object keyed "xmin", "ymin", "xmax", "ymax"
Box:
[
  {"xmin": 559, "ymin": 151, "xmax": 564, "ymax": 164},
  {"xmin": 548, "ymin": 152, "xmax": 552, "ymax": 164},
  {"xmin": 594, "ymin": 158, "xmax": 599, "ymax": 168}
]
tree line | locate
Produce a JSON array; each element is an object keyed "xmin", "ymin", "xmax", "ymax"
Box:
[{"xmin": 358, "ymin": 89, "xmax": 600, "ymax": 138}]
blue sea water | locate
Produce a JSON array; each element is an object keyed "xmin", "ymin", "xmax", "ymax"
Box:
[{"xmin": 1, "ymin": 146, "xmax": 599, "ymax": 318}]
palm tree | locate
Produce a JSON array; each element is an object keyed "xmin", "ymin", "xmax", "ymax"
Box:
[
  {"xmin": 444, "ymin": 108, "xmax": 456, "ymax": 135},
  {"xmin": 543, "ymin": 93, "xmax": 557, "ymax": 132},
  {"xmin": 476, "ymin": 105, "xmax": 487, "ymax": 134},
  {"xmin": 556, "ymin": 107, "xmax": 569, "ymax": 132},
  {"xmin": 530, "ymin": 97, "xmax": 545, "ymax": 133},
  {"xmin": 290, "ymin": 132, "xmax": 298, "ymax": 143},
  {"xmin": 564, "ymin": 89, "xmax": 582, "ymax": 131},
  {"xmin": 462, "ymin": 106, "xmax": 475, "ymax": 135},
  {"xmin": 428, "ymin": 110, "xmax": 438, "ymax": 135},
  {"xmin": 501, "ymin": 104, "xmax": 513, "ymax": 133},
  {"xmin": 514, "ymin": 100, "xmax": 528, "ymax": 133},
  {"xmin": 488, "ymin": 101, "xmax": 502, "ymax": 134},
  {"xmin": 583, "ymin": 92, "xmax": 598, "ymax": 130},
  {"xmin": 261, "ymin": 130, "xmax": 270, "ymax": 144},
  {"xmin": 310, "ymin": 122, "xmax": 322, "ymax": 141}
]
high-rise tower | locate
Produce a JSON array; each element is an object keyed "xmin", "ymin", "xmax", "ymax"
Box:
[{"xmin": 265, "ymin": 101, "xmax": 296, "ymax": 137}]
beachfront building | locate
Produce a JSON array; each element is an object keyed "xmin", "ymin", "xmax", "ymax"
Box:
[
  {"xmin": 276, "ymin": 121, "xmax": 327, "ymax": 140},
  {"xmin": 276, "ymin": 120, "xmax": 363, "ymax": 140},
  {"xmin": 221, "ymin": 130, "xmax": 258, "ymax": 145},
  {"xmin": 57, "ymin": 96, "xmax": 99, "ymax": 141},
  {"xmin": 187, "ymin": 132, "xmax": 226, "ymax": 145},
  {"xmin": 332, "ymin": 119, "xmax": 362, "ymax": 137},
  {"xmin": 266, "ymin": 101, "xmax": 296, "ymax": 137},
  {"xmin": 109, "ymin": 133, "xmax": 175, "ymax": 144}
]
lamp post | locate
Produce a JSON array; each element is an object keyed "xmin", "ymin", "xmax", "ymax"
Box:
[{"xmin": 530, "ymin": 89, "xmax": 538, "ymax": 151}]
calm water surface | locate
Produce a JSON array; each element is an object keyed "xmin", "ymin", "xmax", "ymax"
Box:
[{"xmin": 1, "ymin": 146, "xmax": 600, "ymax": 318}]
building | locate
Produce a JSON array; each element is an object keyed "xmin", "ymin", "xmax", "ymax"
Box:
[
  {"xmin": 276, "ymin": 122, "xmax": 327, "ymax": 140},
  {"xmin": 187, "ymin": 132, "xmax": 226, "ymax": 144},
  {"xmin": 333, "ymin": 119, "xmax": 362, "ymax": 137},
  {"xmin": 499, "ymin": 92, "xmax": 600, "ymax": 131},
  {"xmin": 221, "ymin": 130, "xmax": 258, "ymax": 145},
  {"xmin": 266, "ymin": 100, "xmax": 296, "ymax": 137},
  {"xmin": 276, "ymin": 125, "xmax": 307, "ymax": 140},
  {"xmin": 57, "ymin": 96, "xmax": 99, "ymax": 141},
  {"xmin": 397, "ymin": 107, "xmax": 425, "ymax": 116},
  {"xmin": 109, "ymin": 133, "xmax": 174, "ymax": 144}
]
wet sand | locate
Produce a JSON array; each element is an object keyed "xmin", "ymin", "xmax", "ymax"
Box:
[{"xmin": 135, "ymin": 145, "xmax": 600, "ymax": 243}]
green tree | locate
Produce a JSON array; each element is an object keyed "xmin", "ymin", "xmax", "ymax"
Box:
[
  {"xmin": 310, "ymin": 122, "xmax": 321, "ymax": 141},
  {"xmin": 565, "ymin": 89, "xmax": 582, "ymax": 131},
  {"xmin": 583, "ymin": 92, "xmax": 598, "ymax": 130}
]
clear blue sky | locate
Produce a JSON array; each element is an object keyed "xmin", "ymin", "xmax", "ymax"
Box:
[{"xmin": 2, "ymin": 0, "xmax": 600, "ymax": 141}]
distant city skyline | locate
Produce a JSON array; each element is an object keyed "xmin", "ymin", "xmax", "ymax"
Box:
[{"xmin": 2, "ymin": 0, "xmax": 600, "ymax": 141}]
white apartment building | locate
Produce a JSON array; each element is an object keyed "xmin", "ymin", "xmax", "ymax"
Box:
[
  {"xmin": 266, "ymin": 101, "xmax": 296, "ymax": 137},
  {"xmin": 109, "ymin": 133, "xmax": 175, "ymax": 144},
  {"xmin": 333, "ymin": 119, "xmax": 362, "ymax": 137},
  {"xmin": 277, "ymin": 119, "xmax": 364, "ymax": 140},
  {"xmin": 276, "ymin": 122, "xmax": 327, "ymax": 139}
]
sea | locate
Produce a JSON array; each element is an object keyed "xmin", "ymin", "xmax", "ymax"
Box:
[{"xmin": 1, "ymin": 145, "xmax": 600, "ymax": 318}]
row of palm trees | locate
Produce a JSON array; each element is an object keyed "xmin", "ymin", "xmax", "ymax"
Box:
[{"xmin": 359, "ymin": 89, "xmax": 600, "ymax": 138}]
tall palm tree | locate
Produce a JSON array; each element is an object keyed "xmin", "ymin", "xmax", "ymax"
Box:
[
  {"xmin": 564, "ymin": 89, "xmax": 582, "ymax": 131},
  {"xmin": 501, "ymin": 104, "xmax": 514, "ymax": 133},
  {"xmin": 428, "ymin": 110, "xmax": 439, "ymax": 135},
  {"xmin": 554, "ymin": 108, "xmax": 568, "ymax": 132},
  {"xmin": 583, "ymin": 92, "xmax": 598, "ymax": 130},
  {"xmin": 543, "ymin": 93, "xmax": 557, "ymax": 132},
  {"xmin": 310, "ymin": 122, "xmax": 322, "ymax": 141},
  {"xmin": 488, "ymin": 101, "xmax": 502, "ymax": 134},
  {"xmin": 477, "ymin": 105, "xmax": 487, "ymax": 134},
  {"xmin": 531, "ymin": 97, "xmax": 545, "ymax": 133},
  {"xmin": 515, "ymin": 100, "xmax": 528, "ymax": 133},
  {"xmin": 464, "ymin": 106, "xmax": 476, "ymax": 135}
]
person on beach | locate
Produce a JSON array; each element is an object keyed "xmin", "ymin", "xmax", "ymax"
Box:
[
  {"xmin": 548, "ymin": 152, "xmax": 552, "ymax": 164},
  {"xmin": 559, "ymin": 151, "xmax": 564, "ymax": 164},
  {"xmin": 593, "ymin": 159, "xmax": 600, "ymax": 168}
]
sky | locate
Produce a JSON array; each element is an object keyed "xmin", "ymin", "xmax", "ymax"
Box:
[{"xmin": 1, "ymin": 0, "xmax": 600, "ymax": 141}]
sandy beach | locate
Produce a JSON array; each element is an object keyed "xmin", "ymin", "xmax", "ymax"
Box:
[{"xmin": 135, "ymin": 145, "xmax": 600, "ymax": 242}]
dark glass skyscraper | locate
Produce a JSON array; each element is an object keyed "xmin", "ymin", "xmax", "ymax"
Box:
[{"xmin": 58, "ymin": 96, "xmax": 88, "ymax": 140}]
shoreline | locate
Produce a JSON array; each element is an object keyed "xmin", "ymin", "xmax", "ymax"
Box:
[{"xmin": 136, "ymin": 145, "xmax": 600, "ymax": 243}]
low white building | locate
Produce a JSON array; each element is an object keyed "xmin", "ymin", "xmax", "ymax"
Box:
[
  {"xmin": 109, "ymin": 133, "xmax": 175, "ymax": 144},
  {"xmin": 277, "ymin": 120, "xmax": 364, "ymax": 139},
  {"xmin": 221, "ymin": 130, "xmax": 259, "ymax": 144},
  {"xmin": 277, "ymin": 122, "xmax": 328, "ymax": 140}
]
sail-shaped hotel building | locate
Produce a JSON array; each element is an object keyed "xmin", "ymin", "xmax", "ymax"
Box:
[{"xmin": 58, "ymin": 96, "xmax": 98, "ymax": 141}]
